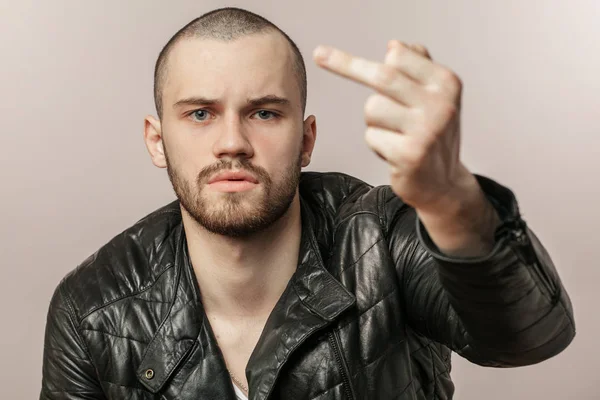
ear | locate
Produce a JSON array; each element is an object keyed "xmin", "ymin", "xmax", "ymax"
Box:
[
  {"xmin": 301, "ymin": 115, "xmax": 317, "ymax": 167},
  {"xmin": 144, "ymin": 115, "xmax": 167, "ymax": 168}
]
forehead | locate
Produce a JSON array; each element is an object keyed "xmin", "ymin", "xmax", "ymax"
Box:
[{"xmin": 163, "ymin": 32, "xmax": 299, "ymax": 108}]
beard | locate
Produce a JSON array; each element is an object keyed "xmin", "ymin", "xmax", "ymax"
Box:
[{"xmin": 164, "ymin": 148, "xmax": 302, "ymax": 238}]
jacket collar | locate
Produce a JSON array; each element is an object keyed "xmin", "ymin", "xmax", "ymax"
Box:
[
  {"xmin": 246, "ymin": 197, "xmax": 356, "ymax": 399},
  {"xmin": 136, "ymin": 197, "xmax": 356, "ymax": 399}
]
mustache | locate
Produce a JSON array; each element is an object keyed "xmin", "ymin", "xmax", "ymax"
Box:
[{"xmin": 197, "ymin": 159, "xmax": 271, "ymax": 184}]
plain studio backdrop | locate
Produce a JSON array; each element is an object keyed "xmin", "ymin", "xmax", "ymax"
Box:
[{"xmin": 1, "ymin": 1, "xmax": 598, "ymax": 399}]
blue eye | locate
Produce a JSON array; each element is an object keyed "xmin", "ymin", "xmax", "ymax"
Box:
[
  {"xmin": 191, "ymin": 110, "xmax": 210, "ymax": 121},
  {"xmin": 255, "ymin": 110, "xmax": 277, "ymax": 120}
]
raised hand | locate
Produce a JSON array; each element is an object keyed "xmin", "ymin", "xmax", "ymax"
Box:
[
  {"xmin": 313, "ymin": 40, "xmax": 470, "ymax": 212},
  {"xmin": 314, "ymin": 40, "xmax": 500, "ymax": 256}
]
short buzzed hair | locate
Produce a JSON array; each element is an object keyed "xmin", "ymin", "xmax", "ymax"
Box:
[{"xmin": 153, "ymin": 7, "xmax": 307, "ymax": 119}]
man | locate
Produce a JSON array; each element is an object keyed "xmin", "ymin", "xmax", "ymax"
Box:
[{"xmin": 40, "ymin": 7, "xmax": 575, "ymax": 400}]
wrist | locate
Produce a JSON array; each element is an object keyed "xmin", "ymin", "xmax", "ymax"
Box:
[{"xmin": 416, "ymin": 168, "xmax": 501, "ymax": 257}]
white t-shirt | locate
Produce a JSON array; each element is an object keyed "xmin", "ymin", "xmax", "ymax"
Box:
[{"xmin": 232, "ymin": 380, "xmax": 249, "ymax": 400}]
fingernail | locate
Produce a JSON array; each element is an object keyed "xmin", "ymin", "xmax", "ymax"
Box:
[{"xmin": 314, "ymin": 46, "xmax": 332, "ymax": 62}]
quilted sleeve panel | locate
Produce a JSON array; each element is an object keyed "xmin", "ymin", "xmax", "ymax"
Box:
[
  {"xmin": 387, "ymin": 175, "xmax": 575, "ymax": 367},
  {"xmin": 40, "ymin": 281, "xmax": 105, "ymax": 399}
]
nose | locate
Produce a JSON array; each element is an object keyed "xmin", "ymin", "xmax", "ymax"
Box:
[{"xmin": 212, "ymin": 115, "xmax": 254, "ymax": 160}]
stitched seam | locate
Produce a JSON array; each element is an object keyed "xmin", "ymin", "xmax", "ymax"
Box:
[
  {"xmin": 100, "ymin": 380, "xmax": 146, "ymax": 391},
  {"xmin": 392, "ymin": 378, "xmax": 413, "ymax": 398},
  {"xmin": 78, "ymin": 263, "xmax": 174, "ymax": 321},
  {"xmin": 80, "ymin": 329, "xmax": 151, "ymax": 345},
  {"xmin": 385, "ymin": 203, "xmax": 411, "ymax": 242},
  {"xmin": 451, "ymin": 281, "xmax": 538, "ymax": 308},
  {"xmin": 319, "ymin": 174, "xmax": 327, "ymax": 211},
  {"xmin": 409, "ymin": 339, "xmax": 436, "ymax": 356},
  {"xmin": 41, "ymin": 389, "xmax": 104, "ymax": 394},
  {"xmin": 42, "ymin": 346, "xmax": 91, "ymax": 362},
  {"xmin": 262, "ymin": 284, "xmax": 331, "ymax": 400},
  {"xmin": 356, "ymin": 288, "xmax": 397, "ymax": 318},
  {"xmin": 60, "ymin": 284, "xmax": 101, "ymax": 379},
  {"xmin": 522, "ymin": 258, "xmax": 554, "ymax": 303},
  {"xmin": 428, "ymin": 343, "xmax": 450, "ymax": 372},
  {"xmin": 377, "ymin": 186, "xmax": 387, "ymax": 229},
  {"xmin": 263, "ymin": 323, "xmax": 329, "ymax": 400},
  {"xmin": 302, "ymin": 173, "xmax": 363, "ymax": 223},
  {"xmin": 303, "ymin": 352, "xmax": 331, "ymax": 389},
  {"xmin": 557, "ymin": 287, "xmax": 575, "ymax": 327},
  {"xmin": 332, "ymin": 211, "xmax": 380, "ymax": 239},
  {"xmin": 360, "ymin": 335, "xmax": 406, "ymax": 369},
  {"xmin": 339, "ymin": 236, "xmax": 385, "ymax": 275},
  {"xmin": 297, "ymin": 212, "xmax": 355, "ymax": 315},
  {"xmin": 138, "ymin": 245, "xmax": 187, "ymax": 389},
  {"xmin": 341, "ymin": 174, "xmax": 350, "ymax": 200},
  {"xmin": 428, "ymin": 343, "xmax": 438, "ymax": 397},
  {"xmin": 130, "ymin": 297, "xmax": 172, "ymax": 305},
  {"xmin": 504, "ymin": 322, "xmax": 573, "ymax": 355},
  {"xmin": 308, "ymin": 382, "xmax": 343, "ymax": 400},
  {"xmin": 506, "ymin": 299, "xmax": 564, "ymax": 337},
  {"xmin": 333, "ymin": 304, "xmax": 420, "ymax": 335}
]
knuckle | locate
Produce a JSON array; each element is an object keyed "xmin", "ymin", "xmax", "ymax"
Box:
[
  {"xmin": 420, "ymin": 103, "xmax": 456, "ymax": 136},
  {"xmin": 412, "ymin": 107, "xmax": 426, "ymax": 123},
  {"xmin": 438, "ymin": 68, "xmax": 462, "ymax": 93},
  {"xmin": 412, "ymin": 44, "xmax": 430, "ymax": 57},
  {"xmin": 406, "ymin": 145, "xmax": 427, "ymax": 165},
  {"xmin": 374, "ymin": 65, "xmax": 398, "ymax": 87},
  {"xmin": 390, "ymin": 40, "xmax": 409, "ymax": 52},
  {"xmin": 420, "ymin": 123, "xmax": 439, "ymax": 138},
  {"xmin": 364, "ymin": 94, "xmax": 383, "ymax": 116},
  {"xmin": 364, "ymin": 94, "xmax": 377, "ymax": 117},
  {"xmin": 396, "ymin": 41, "xmax": 410, "ymax": 53},
  {"xmin": 436, "ymin": 103, "xmax": 458, "ymax": 120}
]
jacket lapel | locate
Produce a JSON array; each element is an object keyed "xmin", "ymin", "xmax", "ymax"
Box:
[
  {"xmin": 136, "ymin": 198, "xmax": 355, "ymax": 400},
  {"xmin": 246, "ymin": 198, "xmax": 356, "ymax": 400},
  {"xmin": 136, "ymin": 224, "xmax": 237, "ymax": 399}
]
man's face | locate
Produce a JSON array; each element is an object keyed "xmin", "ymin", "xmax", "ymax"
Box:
[{"xmin": 154, "ymin": 32, "xmax": 314, "ymax": 237}]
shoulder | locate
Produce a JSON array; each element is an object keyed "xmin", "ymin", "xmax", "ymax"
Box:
[
  {"xmin": 54, "ymin": 200, "xmax": 183, "ymax": 321},
  {"xmin": 299, "ymin": 171, "xmax": 408, "ymax": 222}
]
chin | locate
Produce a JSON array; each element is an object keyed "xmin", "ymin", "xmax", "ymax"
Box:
[{"xmin": 189, "ymin": 191, "xmax": 294, "ymax": 238}]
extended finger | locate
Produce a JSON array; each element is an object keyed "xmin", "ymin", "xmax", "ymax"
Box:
[{"xmin": 314, "ymin": 45, "xmax": 423, "ymax": 106}]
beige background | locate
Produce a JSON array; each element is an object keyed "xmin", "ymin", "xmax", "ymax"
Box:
[{"xmin": 1, "ymin": 0, "xmax": 598, "ymax": 398}]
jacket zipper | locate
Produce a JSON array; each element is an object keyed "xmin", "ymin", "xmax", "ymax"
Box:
[
  {"xmin": 509, "ymin": 223, "xmax": 558, "ymax": 301},
  {"xmin": 328, "ymin": 331, "xmax": 355, "ymax": 400}
]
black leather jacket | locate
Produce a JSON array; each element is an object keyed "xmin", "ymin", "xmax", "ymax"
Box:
[{"xmin": 40, "ymin": 172, "xmax": 575, "ymax": 399}]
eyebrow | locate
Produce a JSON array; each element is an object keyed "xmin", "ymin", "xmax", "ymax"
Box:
[
  {"xmin": 248, "ymin": 95, "xmax": 290, "ymax": 107},
  {"xmin": 173, "ymin": 95, "xmax": 291, "ymax": 109}
]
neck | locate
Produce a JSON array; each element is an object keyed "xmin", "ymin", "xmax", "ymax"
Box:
[{"xmin": 182, "ymin": 194, "xmax": 302, "ymax": 319}]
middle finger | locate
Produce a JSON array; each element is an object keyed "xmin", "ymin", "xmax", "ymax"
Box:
[{"xmin": 314, "ymin": 46, "xmax": 424, "ymax": 106}]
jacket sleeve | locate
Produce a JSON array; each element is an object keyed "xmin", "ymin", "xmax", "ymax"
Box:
[
  {"xmin": 388, "ymin": 175, "xmax": 575, "ymax": 367},
  {"xmin": 40, "ymin": 280, "xmax": 105, "ymax": 399}
]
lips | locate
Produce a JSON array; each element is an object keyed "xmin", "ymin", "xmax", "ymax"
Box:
[{"xmin": 207, "ymin": 170, "xmax": 259, "ymax": 184}]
